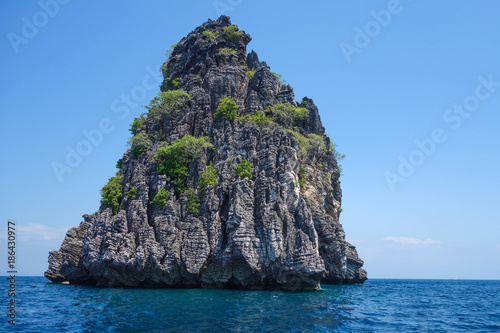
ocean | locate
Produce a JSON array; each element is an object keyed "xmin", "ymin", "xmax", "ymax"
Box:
[{"xmin": 2, "ymin": 277, "xmax": 499, "ymax": 332}]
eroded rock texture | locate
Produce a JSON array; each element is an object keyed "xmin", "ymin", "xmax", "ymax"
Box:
[{"xmin": 45, "ymin": 16, "xmax": 367, "ymax": 290}]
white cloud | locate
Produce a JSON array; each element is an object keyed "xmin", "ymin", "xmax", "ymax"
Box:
[
  {"xmin": 383, "ymin": 236, "xmax": 442, "ymax": 245},
  {"xmin": 15, "ymin": 223, "xmax": 70, "ymax": 242}
]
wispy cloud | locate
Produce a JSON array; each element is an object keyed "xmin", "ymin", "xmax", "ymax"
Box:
[
  {"xmin": 14, "ymin": 223, "xmax": 70, "ymax": 242},
  {"xmin": 383, "ymin": 236, "xmax": 442, "ymax": 245}
]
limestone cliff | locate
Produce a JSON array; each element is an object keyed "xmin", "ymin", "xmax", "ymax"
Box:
[{"xmin": 45, "ymin": 16, "xmax": 367, "ymax": 290}]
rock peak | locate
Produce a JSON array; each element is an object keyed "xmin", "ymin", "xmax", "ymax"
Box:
[
  {"xmin": 45, "ymin": 16, "xmax": 367, "ymax": 290},
  {"xmin": 216, "ymin": 14, "xmax": 232, "ymax": 25}
]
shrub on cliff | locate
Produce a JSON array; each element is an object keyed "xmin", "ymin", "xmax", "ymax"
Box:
[
  {"xmin": 214, "ymin": 95, "xmax": 239, "ymax": 120},
  {"xmin": 246, "ymin": 68, "xmax": 255, "ymax": 79},
  {"xmin": 126, "ymin": 186, "xmax": 137, "ymax": 200},
  {"xmin": 186, "ymin": 188, "xmax": 200, "ymax": 216},
  {"xmin": 160, "ymin": 63, "xmax": 168, "ymax": 76},
  {"xmin": 146, "ymin": 90, "xmax": 192, "ymax": 119},
  {"xmin": 161, "ymin": 77, "xmax": 180, "ymax": 91},
  {"xmin": 307, "ymin": 133, "xmax": 327, "ymax": 152},
  {"xmin": 202, "ymin": 30, "xmax": 219, "ymax": 43},
  {"xmin": 100, "ymin": 173, "xmax": 123, "ymax": 214},
  {"xmin": 298, "ymin": 166, "xmax": 306, "ymax": 190},
  {"xmin": 240, "ymin": 111, "xmax": 274, "ymax": 128},
  {"xmin": 154, "ymin": 135, "xmax": 213, "ymax": 193},
  {"xmin": 151, "ymin": 188, "xmax": 170, "ymax": 208},
  {"xmin": 329, "ymin": 141, "xmax": 346, "ymax": 175},
  {"xmin": 267, "ymin": 103, "xmax": 308, "ymax": 127},
  {"xmin": 272, "ymin": 72, "xmax": 286, "ymax": 84},
  {"xmin": 234, "ymin": 158, "xmax": 253, "ymax": 180},
  {"xmin": 130, "ymin": 113, "xmax": 146, "ymax": 135},
  {"xmin": 198, "ymin": 162, "xmax": 218, "ymax": 194},
  {"xmin": 128, "ymin": 133, "xmax": 153, "ymax": 158},
  {"xmin": 241, "ymin": 65, "xmax": 256, "ymax": 79},
  {"xmin": 218, "ymin": 47, "xmax": 238, "ymax": 55},
  {"xmin": 223, "ymin": 25, "xmax": 242, "ymax": 41},
  {"xmin": 165, "ymin": 43, "xmax": 177, "ymax": 57},
  {"xmin": 287, "ymin": 130, "xmax": 326, "ymax": 156}
]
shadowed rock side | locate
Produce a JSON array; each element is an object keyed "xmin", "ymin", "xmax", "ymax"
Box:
[{"xmin": 45, "ymin": 16, "xmax": 367, "ymax": 290}]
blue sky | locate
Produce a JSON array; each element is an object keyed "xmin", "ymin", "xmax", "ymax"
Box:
[{"xmin": 1, "ymin": 0, "xmax": 499, "ymax": 279}]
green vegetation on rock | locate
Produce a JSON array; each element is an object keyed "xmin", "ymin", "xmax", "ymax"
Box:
[
  {"xmin": 186, "ymin": 188, "xmax": 200, "ymax": 216},
  {"xmin": 272, "ymin": 72, "xmax": 286, "ymax": 84},
  {"xmin": 151, "ymin": 188, "xmax": 170, "ymax": 208},
  {"xmin": 329, "ymin": 141, "xmax": 346, "ymax": 175},
  {"xmin": 266, "ymin": 103, "xmax": 308, "ymax": 127},
  {"xmin": 329, "ymin": 141, "xmax": 346, "ymax": 161},
  {"xmin": 116, "ymin": 158, "xmax": 123, "ymax": 169},
  {"xmin": 307, "ymin": 133, "xmax": 327, "ymax": 151},
  {"xmin": 126, "ymin": 186, "xmax": 137, "ymax": 200},
  {"xmin": 241, "ymin": 111, "xmax": 274, "ymax": 128},
  {"xmin": 165, "ymin": 43, "xmax": 177, "ymax": 57},
  {"xmin": 214, "ymin": 95, "xmax": 239, "ymax": 120},
  {"xmin": 215, "ymin": 101, "xmax": 308, "ymax": 129},
  {"xmin": 161, "ymin": 77, "xmax": 180, "ymax": 91},
  {"xmin": 298, "ymin": 166, "xmax": 306, "ymax": 190},
  {"xmin": 246, "ymin": 68, "xmax": 256, "ymax": 79},
  {"xmin": 130, "ymin": 113, "xmax": 146, "ymax": 135},
  {"xmin": 154, "ymin": 135, "xmax": 213, "ymax": 193},
  {"xmin": 287, "ymin": 129, "xmax": 345, "ymax": 176},
  {"xmin": 100, "ymin": 173, "xmax": 123, "ymax": 215},
  {"xmin": 146, "ymin": 90, "xmax": 192, "ymax": 119},
  {"xmin": 287, "ymin": 130, "xmax": 326, "ymax": 155},
  {"xmin": 198, "ymin": 162, "xmax": 218, "ymax": 194},
  {"xmin": 218, "ymin": 47, "xmax": 238, "ymax": 55},
  {"xmin": 160, "ymin": 63, "xmax": 168, "ymax": 75},
  {"xmin": 234, "ymin": 158, "xmax": 253, "ymax": 180},
  {"xmin": 202, "ymin": 30, "xmax": 219, "ymax": 43},
  {"xmin": 223, "ymin": 25, "xmax": 242, "ymax": 41},
  {"xmin": 128, "ymin": 133, "xmax": 153, "ymax": 158},
  {"xmin": 241, "ymin": 65, "xmax": 256, "ymax": 79}
]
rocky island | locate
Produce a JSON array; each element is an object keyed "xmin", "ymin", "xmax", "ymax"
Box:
[{"xmin": 45, "ymin": 16, "xmax": 367, "ymax": 290}]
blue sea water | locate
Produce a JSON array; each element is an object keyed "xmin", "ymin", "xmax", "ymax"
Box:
[{"xmin": 1, "ymin": 277, "xmax": 499, "ymax": 332}]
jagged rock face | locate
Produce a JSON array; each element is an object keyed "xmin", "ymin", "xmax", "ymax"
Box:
[{"xmin": 45, "ymin": 16, "xmax": 367, "ymax": 290}]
